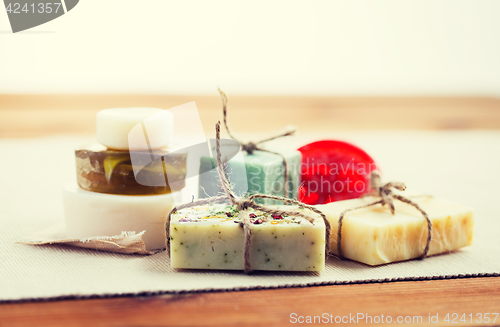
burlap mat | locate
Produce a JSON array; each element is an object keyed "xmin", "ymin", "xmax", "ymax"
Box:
[{"xmin": 1, "ymin": 131, "xmax": 498, "ymax": 302}]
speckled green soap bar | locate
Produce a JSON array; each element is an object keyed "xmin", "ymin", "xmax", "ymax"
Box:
[{"xmin": 170, "ymin": 204, "xmax": 326, "ymax": 272}]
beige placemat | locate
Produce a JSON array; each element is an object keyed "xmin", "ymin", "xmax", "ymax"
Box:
[{"xmin": 1, "ymin": 131, "xmax": 499, "ymax": 302}]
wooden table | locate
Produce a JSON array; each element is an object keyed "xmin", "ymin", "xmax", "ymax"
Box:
[{"xmin": 1, "ymin": 95, "xmax": 499, "ymax": 327}]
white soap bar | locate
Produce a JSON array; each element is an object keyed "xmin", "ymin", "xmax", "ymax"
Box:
[
  {"xmin": 315, "ymin": 196, "xmax": 474, "ymax": 266},
  {"xmin": 96, "ymin": 108, "xmax": 174, "ymax": 150},
  {"xmin": 63, "ymin": 184, "xmax": 178, "ymax": 251}
]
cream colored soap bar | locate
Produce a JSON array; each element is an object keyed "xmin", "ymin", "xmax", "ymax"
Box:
[
  {"xmin": 315, "ymin": 196, "xmax": 474, "ymax": 266},
  {"xmin": 170, "ymin": 205, "xmax": 325, "ymax": 271}
]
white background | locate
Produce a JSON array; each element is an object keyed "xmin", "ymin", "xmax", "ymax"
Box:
[{"xmin": 1, "ymin": 0, "xmax": 499, "ymax": 96}]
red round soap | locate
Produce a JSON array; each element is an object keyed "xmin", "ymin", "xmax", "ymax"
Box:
[{"xmin": 297, "ymin": 140, "xmax": 378, "ymax": 205}]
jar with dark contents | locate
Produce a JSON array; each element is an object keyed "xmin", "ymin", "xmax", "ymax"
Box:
[{"xmin": 75, "ymin": 144, "xmax": 187, "ymax": 195}]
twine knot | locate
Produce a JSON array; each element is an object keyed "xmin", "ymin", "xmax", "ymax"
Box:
[
  {"xmin": 241, "ymin": 142, "xmax": 258, "ymax": 154},
  {"xmin": 370, "ymin": 172, "xmax": 407, "ymax": 215},
  {"xmin": 235, "ymin": 198, "xmax": 253, "ymax": 211}
]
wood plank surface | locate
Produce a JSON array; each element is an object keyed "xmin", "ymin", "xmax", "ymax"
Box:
[
  {"xmin": 1, "ymin": 94, "xmax": 499, "ymax": 327},
  {"xmin": 1, "ymin": 95, "xmax": 500, "ymax": 138},
  {"xmin": 1, "ymin": 277, "xmax": 499, "ymax": 327}
]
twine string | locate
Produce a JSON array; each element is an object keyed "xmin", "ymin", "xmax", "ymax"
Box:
[
  {"xmin": 336, "ymin": 171, "xmax": 432, "ymax": 260},
  {"xmin": 219, "ymin": 88, "xmax": 296, "ymax": 197},
  {"xmin": 166, "ymin": 122, "xmax": 331, "ymax": 274}
]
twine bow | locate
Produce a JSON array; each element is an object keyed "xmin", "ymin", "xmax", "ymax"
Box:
[
  {"xmin": 336, "ymin": 171, "xmax": 432, "ymax": 260},
  {"xmin": 166, "ymin": 122, "xmax": 331, "ymax": 273},
  {"xmin": 219, "ymin": 89, "xmax": 296, "ymax": 197}
]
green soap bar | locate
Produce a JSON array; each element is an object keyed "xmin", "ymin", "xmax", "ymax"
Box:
[
  {"xmin": 198, "ymin": 150, "xmax": 302, "ymax": 204},
  {"xmin": 170, "ymin": 204, "xmax": 325, "ymax": 272}
]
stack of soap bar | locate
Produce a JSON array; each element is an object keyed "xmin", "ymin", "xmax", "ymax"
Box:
[
  {"xmin": 315, "ymin": 196, "xmax": 474, "ymax": 266},
  {"xmin": 76, "ymin": 144, "xmax": 187, "ymax": 195},
  {"xmin": 198, "ymin": 149, "xmax": 302, "ymax": 204},
  {"xmin": 170, "ymin": 204, "xmax": 325, "ymax": 271},
  {"xmin": 63, "ymin": 107, "xmax": 183, "ymax": 251}
]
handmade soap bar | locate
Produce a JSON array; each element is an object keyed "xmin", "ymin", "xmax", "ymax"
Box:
[
  {"xmin": 170, "ymin": 204, "xmax": 325, "ymax": 271},
  {"xmin": 97, "ymin": 108, "xmax": 173, "ymax": 150},
  {"xmin": 75, "ymin": 144, "xmax": 187, "ymax": 195},
  {"xmin": 63, "ymin": 184, "xmax": 179, "ymax": 251},
  {"xmin": 198, "ymin": 150, "xmax": 302, "ymax": 204},
  {"xmin": 315, "ymin": 196, "xmax": 474, "ymax": 266}
]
